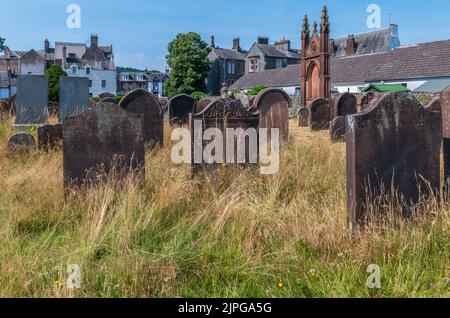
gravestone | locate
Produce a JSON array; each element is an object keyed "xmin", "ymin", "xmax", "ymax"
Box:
[
  {"xmin": 63, "ymin": 102, "xmax": 145, "ymax": 188},
  {"xmin": 168, "ymin": 94, "xmax": 196, "ymax": 125},
  {"xmin": 441, "ymin": 86, "xmax": 450, "ymax": 195},
  {"xmin": 329, "ymin": 116, "xmax": 346, "ymax": 142},
  {"xmin": 347, "ymin": 92, "xmax": 442, "ymax": 226},
  {"xmin": 59, "ymin": 77, "xmax": 89, "ymax": 121},
  {"xmin": 38, "ymin": 124, "xmax": 63, "ymax": 151},
  {"xmin": 101, "ymin": 97, "xmax": 117, "ymax": 104},
  {"xmin": 8, "ymin": 133, "xmax": 36, "ymax": 155},
  {"xmin": 190, "ymin": 99, "xmax": 259, "ymax": 175},
  {"xmin": 309, "ymin": 98, "xmax": 330, "ymax": 131},
  {"xmin": 298, "ymin": 107, "xmax": 309, "ymax": 127},
  {"xmin": 424, "ymin": 96, "xmax": 441, "ymax": 112},
  {"xmin": 15, "ymin": 75, "xmax": 48, "ymax": 128},
  {"xmin": 254, "ymin": 88, "xmax": 290, "ymax": 143},
  {"xmin": 196, "ymin": 98, "xmax": 213, "ymax": 114},
  {"xmin": 119, "ymin": 89, "xmax": 163, "ymax": 148},
  {"xmin": 334, "ymin": 93, "xmax": 357, "ymax": 118}
]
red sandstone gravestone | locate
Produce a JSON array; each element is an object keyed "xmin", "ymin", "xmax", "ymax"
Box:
[
  {"xmin": 119, "ymin": 89, "xmax": 164, "ymax": 148},
  {"xmin": 346, "ymin": 92, "xmax": 442, "ymax": 226},
  {"xmin": 254, "ymin": 88, "xmax": 290, "ymax": 143},
  {"xmin": 63, "ymin": 102, "xmax": 145, "ymax": 188}
]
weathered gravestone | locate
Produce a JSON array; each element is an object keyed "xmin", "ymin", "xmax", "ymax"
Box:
[
  {"xmin": 329, "ymin": 116, "xmax": 346, "ymax": 143},
  {"xmin": 8, "ymin": 133, "xmax": 36, "ymax": 155},
  {"xmin": 309, "ymin": 98, "xmax": 330, "ymax": 131},
  {"xmin": 63, "ymin": 102, "xmax": 145, "ymax": 188},
  {"xmin": 190, "ymin": 99, "xmax": 259, "ymax": 175},
  {"xmin": 254, "ymin": 88, "xmax": 290, "ymax": 143},
  {"xmin": 168, "ymin": 94, "xmax": 196, "ymax": 125},
  {"xmin": 119, "ymin": 89, "xmax": 163, "ymax": 148},
  {"xmin": 346, "ymin": 92, "xmax": 442, "ymax": 226},
  {"xmin": 59, "ymin": 77, "xmax": 90, "ymax": 121},
  {"xmin": 38, "ymin": 124, "xmax": 63, "ymax": 151},
  {"xmin": 334, "ymin": 93, "xmax": 357, "ymax": 118},
  {"xmin": 15, "ymin": 75, "xmax": 48, "ymax": 128},
  {"xmin": 196, "ymin": 98, "xmax": 213, "ymax": 114},
  {"xmin": 424, "ymin": 96, "xmax": 441, "ymax": 112},
  {"xmin": 298, "ymin": 107, "xmax": 309, "ymax": 127},
  {"xmin": 441, "ymin": 86, "xmax": 450, "ymax": 195}
]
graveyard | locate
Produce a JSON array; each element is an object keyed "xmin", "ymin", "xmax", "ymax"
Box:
[{"xmin": 0, "ymin": 3, "xmax": 449, "ymax": 301}]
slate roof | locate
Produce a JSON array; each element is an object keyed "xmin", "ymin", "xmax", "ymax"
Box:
[
  {"xmin": 332, "ymin": 25, "xmax": 399, "ymax": 57},
  {"xmin": 211, "ymin": 48, "xmax": 245, "ymax": 60},
  {"xmin": 247, "ymin": 44, "xmax": 301, "ymax": 59},
  {"xmin": 232, "ymin": 38, "xmax": 450, "ymax": 90},
  {"xmin": 414, "ymin": 78, "xmax": 450, "ymax": 93},
  {"xmin": 231, "ymin": 64, "xmax": 300, "ymax": 89}
]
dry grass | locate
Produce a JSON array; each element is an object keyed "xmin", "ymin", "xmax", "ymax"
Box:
[{"xmin": 0, "ymin": 117, "xmax": 448, "ymax": 298}]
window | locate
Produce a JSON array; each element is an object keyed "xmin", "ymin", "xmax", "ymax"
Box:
[
  {"xmin": 102, "ymin": 80, "xmax": 106, "ymax": 88},
  {"xmin": 137, "ymin": 74, "xmax": 144, "ymax": 81},
  {"xmin": 89, "ymin": 80, "xmax": 92, "ymax": 88},
  {"xmin": 71, "ymin": 66, "xmax": 77, "ymax": 75},
  {"xmin": 123, "ymin": 74, "xmax": 130, "ymax": 81},
  {"xmin": 96, "ymin": 62, "xmax": 102, "ymax": 69},
  {"xmin": 249, "ymin": 59, "xmax": 258, "ymax": 73},
  {"xmin": 86, "ymin": 67, "xmax": 91, "ymax": 75},
  {"xmin": 295, "ymin": 87, "xmax": 301, "ymax": 95},
  {"xmin": 153, "ymin": 82, "xmax": 159, "ymax": 91},
  {"xmin": 276, "ymin": 59, "xmax": 283, "ymax": 69},
  {"xmin": 227, "ymin": 62, "xmax": 235, "ymax": 74}
]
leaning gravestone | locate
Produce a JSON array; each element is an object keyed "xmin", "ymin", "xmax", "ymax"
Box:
[
  {"xmin": 190, "ymin": 99, "xmax": 259, "ymax": 175},
  {"xmin": 329, "ymin": 116, "xmax": 346, "ymax": 142},
  {"xmin": 119, "ymin": 89, "xmax": 163, "ymax": 148},
  {"xmin": 14, "ymin": 75, "xmax": 48, "ymax": 129},
  {"xmin": 63, "ymin": 102, "xmax": 145, "ymax": 188},
  {"xmin": 254, "ymin": 88, "xmax": 290, "ymax": 143},
  {"xmin": 168, "ymin": 94, "xmax": 196, "ymax": 125},
  {"xmin": 298, "ymin": 107, "xmax": 309, "ymax": 127},
  {"xmin": 59, "ymin": 77, "xmax": 89, "ymax": 121},
  {"xmin": 38, "ymin": 124, "xmax": 63, "ymax": 151},
  {"xmin": 347, "ymin": 92, "xmax": 442, "ymax": 226},
  {"xmin": 309, "ymin": 98, "xmax": 330, "ymax": 131},
  {"xmin": 334, "ymin": 93, "xmax": 357, "ymax": 118},
  {"xmin": 8, "ymin": 133, "xmax": 36, "ymax": 155}
]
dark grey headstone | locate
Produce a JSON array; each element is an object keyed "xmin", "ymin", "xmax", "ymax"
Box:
[
  {"xmin": 59, "ymin": 77, "xmax": 89, "ymax": 121},
  {"xmin": 310, "ymin": 98, "xmax": 330, "ymax": 131},
  {"xmin": 329, "ymin": 116, "xmax": 346, "ymax": 142},
  {"xmin": 63, "ymin": 102, "xmax": 145, "ymax": 188},
  {"xmin": 168, "ymin": 94, "xmax": 196, "ymax": 125},
  {"xmin": 298, "ymin": 107, "xmax": 309, "ymax": 127},
  {"xmin": 38, "ymin": 124, "xmax": 63, "ymax": 151},
  {"xmin": 347, "ymin": 92, "xmax": 442, "ymax": 226},
  {"xmin": 15, "ymin": 75, "xmax": 48, "ymax": 125},
  {"xmin": 8, "ymin": 133, "xmax": 36, "ymax": 155}
]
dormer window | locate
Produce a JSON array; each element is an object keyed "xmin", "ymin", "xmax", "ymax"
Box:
[
  {"xmin": 71, "ymin": 65, "xmax": 78, "ymax": 75},
  {"xmin": 85, "ymin": 66, "xmax": 91, "ymax": 75}
]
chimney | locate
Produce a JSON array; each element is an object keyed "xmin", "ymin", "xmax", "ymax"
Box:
[
  {"xmin": 346, "ymin": 35, "xmax": 356, "ymax": 56},
  {"xmin": 274, "ymin": 38, "xmax": 291, "ymax": 51},
  {"xmin": 233, "ymin": 37, "xmax": 241, "ymax": 51},
  {"xmin": 44, "ymin": 39, "xmax": 50, "ymax": 54},
  {"xmin": 257, "ymin": 36, "xmax": 269, "ymax": 45},
  {"xmin": 91, "ymin": 34, "xmax": 99, "ymax": 47},
  {"xmin": 210, "ymin": 35, "xmax": 215, "ymax": 48}
]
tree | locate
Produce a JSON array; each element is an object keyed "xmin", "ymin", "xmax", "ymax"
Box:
[
  {"xmin": 164, "ymin": 32, "xmax": 209, "ymax": 97},
  {"xmin": 45, "ymin": 65, "xmax": 67, "ymax": 103},
  {"xmin": 0, "ymin": 37, "xmax": 6, "ymax": 52},
  {"xmin": 247, "ymin": 84, "xmax": 267, "ymax": 96}
]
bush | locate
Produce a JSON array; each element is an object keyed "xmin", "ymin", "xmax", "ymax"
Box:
[
  {"xmin": 115, "ymin": 96, "xmax": 124, "ymax": 103},
  {"xmin": 45, "ymin": 65, "xmax": 67, "ymax": 103},
  {"xmin": 247, "ymin": 84, "xmax": 267, "ymax": 96},
  {"xmin": 191, "ymin": 91, "xmax": 206, "ymax": 101}
]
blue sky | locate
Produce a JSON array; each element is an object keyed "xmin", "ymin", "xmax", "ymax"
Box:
[{"xmin": 2, "ymin": 0, "xmax": 450, "ymax": 71}]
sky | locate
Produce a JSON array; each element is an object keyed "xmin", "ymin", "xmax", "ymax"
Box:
[{"xmin": 2, "ymin": 0, "xmax": 450, "ymax": 72}]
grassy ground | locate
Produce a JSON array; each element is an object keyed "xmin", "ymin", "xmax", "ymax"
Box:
[{"xmin": 0, "ymin": 116, "xmax": 448, "ymax": 298}]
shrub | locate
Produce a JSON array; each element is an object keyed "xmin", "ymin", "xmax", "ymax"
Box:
[{"xmin": 247, "ymin": 84, "xmax": 267, "ymax": 96}]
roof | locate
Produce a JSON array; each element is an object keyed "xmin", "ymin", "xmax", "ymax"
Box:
[
  {"xmin": 332, "ymin": 25, "xmax": 399, "ymax": 57},
  {"xmin": 55, "ymin": 42, "xmax": 86, "ymax": 47},
  {"xmin": 363, "ymin": 84, "xmax": 410, "ymax": 93},
  {"xmin": 231, "ymin": 64, "xmax": 300, "ymax": 90},
  {"xmin": 211, "ymin": 48, "xmax": 245, "ymax": 60},
  {"xmin": 414, "ymin": 78, "xmax": 450, "ymax": 93},
  {"xmin": 247, "ymin": 44, "xmax": 300, "ymax": 59}
]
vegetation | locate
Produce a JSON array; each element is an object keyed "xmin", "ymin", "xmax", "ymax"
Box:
[
  {"xmin": 191, "ymin": 91, "xmax": 205, "ymax": 101},
  {"xmin": 0, "ymin": 117, "xmax": 448, "ymax": 298},
  {"xmin": 0, "ymin": 36, "xmax": 5, "ymax": 52},
  {"xmin": 45, "ymin": 65, "xmax": 68, "ymax": 103},
  {"xmin": 247, "ymin": 84, "xmax": 267, "ymax": 96},
  {"xmin": 164, "ymin": 33, "xmax": 209, "ymax": 97}
]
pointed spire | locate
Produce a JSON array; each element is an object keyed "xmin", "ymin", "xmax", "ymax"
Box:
[
  {"xmin": 321, "ymin": 5, "xmax": 330, "ymax": 33},
  {"xmin": 313, "ymin": 21, "xmax": 318, "ymax": 34},
  {"xmin": 302, "ymin": 15, "xmax": 310, "ymax": 37}
]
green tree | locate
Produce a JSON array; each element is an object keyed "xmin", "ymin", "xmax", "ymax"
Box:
[
  {"xmin": 164, "ymin": 32, "xmax": 209, "ymax": 97},
  {"xmin": 0, "ymin": 37, "xmax": 6, "ymax": 52},
  {"xmin": 247, "ymin": 84, "xmax": 267, "ymax": 96},
  {"xmin": 45, "ymin": 65, "xmax": 67, "ymax": 103}
]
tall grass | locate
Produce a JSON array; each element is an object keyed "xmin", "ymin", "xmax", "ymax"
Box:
[{"xmin": 0, "ymin": 117, "xmax": 448, "ymax": 298}]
